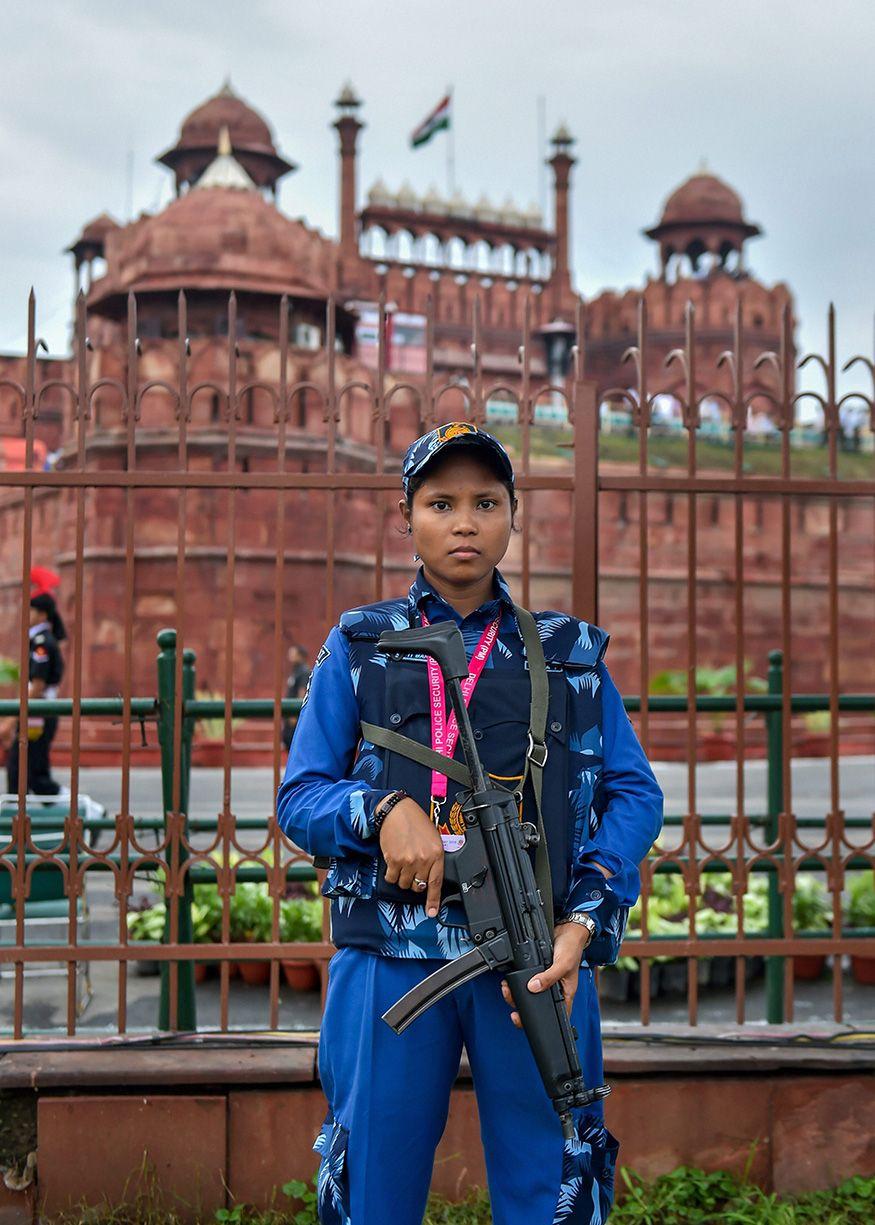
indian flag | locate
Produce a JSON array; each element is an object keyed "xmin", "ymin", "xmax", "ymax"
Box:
[{"xmin": 410, "ymin": 94, "xmax": 451, "ymax": 149}]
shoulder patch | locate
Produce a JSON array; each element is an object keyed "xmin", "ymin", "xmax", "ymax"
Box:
[{"xmin": 313, "ymin": 643, "xmax": 331, "ymax": 669}]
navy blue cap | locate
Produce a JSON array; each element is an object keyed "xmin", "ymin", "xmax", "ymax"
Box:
[{"xmin": 401, "ymin": 422, "xmax": 515, "ymax": 496}]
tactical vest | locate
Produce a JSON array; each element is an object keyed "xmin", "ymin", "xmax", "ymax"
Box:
[{"xmin": 323, "ymin": 598, "xmax": 610, "ymax": 956}]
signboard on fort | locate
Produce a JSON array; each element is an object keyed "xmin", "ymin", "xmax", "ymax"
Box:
[{"xmin": 355, "ymin": 308, "xmax": 427, "ymax": 374}]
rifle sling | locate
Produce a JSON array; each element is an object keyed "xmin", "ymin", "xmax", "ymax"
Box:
[
  {"xmin": 361, "ymin": 722, "xmax": 472, "ymax": 787},
  {"xmin": 512, "ymin": 604, "xmax": 554, "ymax": 931}
]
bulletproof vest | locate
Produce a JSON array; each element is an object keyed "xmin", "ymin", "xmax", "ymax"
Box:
[{"xmin": 339, "ymin": 600, "xmax": 609, "ymax": 919}]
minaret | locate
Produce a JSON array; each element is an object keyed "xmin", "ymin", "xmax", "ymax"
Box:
[
  {"xmin": 547, "ymin": 122, "xmax": 576, "ymax": 317},
  {"xmin": 333, "ymin": 83, "xmax": 365, "ymax": 272}
]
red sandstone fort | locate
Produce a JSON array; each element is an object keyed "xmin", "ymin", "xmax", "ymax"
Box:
[{"xmin": 1, "ymin": 82, "xmax": 871, "ymax": 757}]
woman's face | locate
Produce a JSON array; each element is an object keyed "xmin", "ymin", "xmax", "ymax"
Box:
[{"xmin": 401, "ymin": 451, "xmax": 515, "ymax": 589}]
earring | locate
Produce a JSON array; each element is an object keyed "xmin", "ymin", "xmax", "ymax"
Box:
[{"xmin": 413, "ymin": 552, "xmax": 421, "ymax": 562}]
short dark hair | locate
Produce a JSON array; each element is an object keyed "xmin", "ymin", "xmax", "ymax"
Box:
[{"xmin": 404, "ymin": 448, "xmax": 517, "ymax": 512}]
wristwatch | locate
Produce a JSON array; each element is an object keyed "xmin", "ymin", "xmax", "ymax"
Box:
[{"xmin": 557, "ymin": 912, "xmax": 598, "ymax": 943}]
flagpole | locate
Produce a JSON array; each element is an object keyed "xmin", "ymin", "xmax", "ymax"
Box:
[
  {"xmin": 537, "ymin": 94, "xmax": 547, "ymax": 218},
  {"xmin": 446, "ymin": 84, "xmax": 455, "ymax": 197}
]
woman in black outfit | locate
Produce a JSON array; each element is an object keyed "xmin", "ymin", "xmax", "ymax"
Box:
[{"xmin": 5, "ymin": 592, "xmax": 66, "ymax": 796}]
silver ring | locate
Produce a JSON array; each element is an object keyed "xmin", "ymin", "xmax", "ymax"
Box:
[{"xmin": 413, "ymin": 877, "xmax": 428, "ymax": 890}]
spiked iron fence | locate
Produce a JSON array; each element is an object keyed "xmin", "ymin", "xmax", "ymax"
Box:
[{"xmin": 0, "ymin": 290, "xmax": 873, "ymax": 1039}]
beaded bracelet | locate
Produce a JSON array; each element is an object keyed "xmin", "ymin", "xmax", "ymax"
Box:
[{"xmin": 373, "ymin": 789, "xmax": 409, "ymax": 836}]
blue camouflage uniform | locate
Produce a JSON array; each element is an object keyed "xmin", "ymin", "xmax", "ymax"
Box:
[{"xmin": 277, "ymin": 566, "xmax": 663, "ymax": 1225}]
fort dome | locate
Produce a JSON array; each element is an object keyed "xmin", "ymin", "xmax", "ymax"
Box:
[
  {"xmin": 156, "ymin": 81, "xmax": 296, "ymax": 195},
  {"xmin": 645, "ymin": 168, "xmax": 761, "ymax": 277},
  {"xmin": 659, "ymin": 172, "xmax": 746, "ymax": 227},
  {"xmin": 179, "ymin": 84, "xmax": 274, "ymax": 153},
  {"xmin": 87, "ymin": 186, "xmax": 334, "ymax": 311},
  {"xmin": 67, "ymin": 212, "xmax": 120, "ymax": 265}
]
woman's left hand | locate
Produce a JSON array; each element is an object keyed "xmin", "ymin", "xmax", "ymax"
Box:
[{"xmin": 500, "ymin": 921, "xmax": 591, "ymax": 1029}]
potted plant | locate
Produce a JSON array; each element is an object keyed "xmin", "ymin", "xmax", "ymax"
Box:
[
  {"xmin": 846, "ymin": 871, "xmax": 875, "ymax": 984},
  {"xmin": 279, "ymin": 894, "xmax": 323, "ymax": 990},
  {"xmin": 229, "ymin": 882, "xmax": 274, "ymax": 985},
  {"xmin": 126, "ymin": 902, "xmax": 166, "ymax": 976},
  {"xmin": 621, "ymin": 873, "xmax": 688, "ymax": 998},
  {"xmin": 192, "ymin": 883, "xmax": 224, "ymax": 982},
  {"xmin": 791, "ymin": 874, "xmax": 832, "ymax": 979},
  {"xmin": 603, "ymin": 866, "xmax": 778, "ymax": 1002}
]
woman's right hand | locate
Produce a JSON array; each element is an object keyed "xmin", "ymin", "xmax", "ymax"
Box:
[{"xmin": 379, "ymin": 798, "xmax": 444, "ymax": 917}]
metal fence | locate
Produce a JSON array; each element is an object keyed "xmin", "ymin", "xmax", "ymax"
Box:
[{"xmin": 0, "ymin": 290, "xmax": 873, "ymax": 1039}]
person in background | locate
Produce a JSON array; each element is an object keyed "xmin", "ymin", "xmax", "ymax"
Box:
[
  {"xmin": 4, "ymin": 591, "xmax": 67, "ymax": 796},
  {"xmin": 281, "ymin": 643, "xmax": 311, "ymax": 755}
]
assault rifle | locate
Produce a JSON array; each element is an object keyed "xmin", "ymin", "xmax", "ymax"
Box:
[{"xmin": 376, "ymin": 620, "xmax": 610, "ymax": 1140}]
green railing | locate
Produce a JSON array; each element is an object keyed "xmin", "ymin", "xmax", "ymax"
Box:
[{"xmin": 2, "ymin": 631, "xmax": 873, "ymax": 1030}]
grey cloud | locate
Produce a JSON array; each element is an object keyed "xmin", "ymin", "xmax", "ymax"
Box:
[{"xmin": 0, "ymin": 0, "xmax": 871, "ymax": 377}]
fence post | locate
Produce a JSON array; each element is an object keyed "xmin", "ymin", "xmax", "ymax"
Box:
[
  {"xmin": 156, "ymin": 629, "xmax": 197, "ymax": 1030},
  {"xmin": 571, "ymin": 367, "xmax": 600, "ymax": 623},
  {"xmin": 765, "ymin": 648, "xmax": 785, "ymax": 1023}
]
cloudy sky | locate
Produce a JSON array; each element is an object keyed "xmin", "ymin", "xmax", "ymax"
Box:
[{"xmin": 0, "ymin": 0, "xmax": 871, "ymax": 391}]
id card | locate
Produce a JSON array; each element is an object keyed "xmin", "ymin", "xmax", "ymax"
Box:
[{"xmin": 431, "ymin": 796, "xmax": 466, "ymax": 852}]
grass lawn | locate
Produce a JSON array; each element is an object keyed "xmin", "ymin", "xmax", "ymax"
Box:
[{"xmin": 490, "ymin": 423, "xmax": 875, "ymax": 481}]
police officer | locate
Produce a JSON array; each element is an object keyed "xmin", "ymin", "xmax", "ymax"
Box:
[
  {"xmin": 5, "ymin": 592, "xmax": 66, "ymax": 796},
  {"xmin": 277, "ymin": 423, "xmax": 664, "ymax": 1224}
]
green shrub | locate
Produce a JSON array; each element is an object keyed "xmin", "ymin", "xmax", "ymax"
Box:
[
  {"xmin": 127, "ymin": 876, "xmax": 321, "ymax": 948},
  {"xmin": 192, "ymin": 883, "xmax": 223, "ymax": 943},
  {"xmin": 648, "ymin": 662, "xmax": 766, "ymax": 731},
  {"xmin": 194, "ymin": 687, "xmax": 243, "ymax": 740},
  {"xmin": 47, "ymin": 1169, "xmax": 875, "ymax": 1223},
  {"xmin": 802, "ymin": 708, "xmax": 832, "ymax": 734},
  {"xmin": 126, "ymin": 904, "xmax": 166, "ymax": 943},
  {"xmin": 792, "ymin": 873, "xmax": 832, "ymax": 932},
  {"xmin": 229, "ymin": 882, "xmax": 274, "ymax": 943},
  {"xmin": 0, "ymin": 656, "xmax": 19, "ymax": 684},
  {"xmin": 279, "ymin": 897, "xmax": 323, "ymax": 943},
  {"xmin": 847, "ymin": 871, "xmax": 875, "ymax": 929},
  {"xmin": 613, "ymin": 1167, "xmax": 875, "ymax": 1224}
]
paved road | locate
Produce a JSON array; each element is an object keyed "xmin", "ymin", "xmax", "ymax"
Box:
[{"xmin": 35, "ymin": 755, "xmax": 875, "ymax": 824}]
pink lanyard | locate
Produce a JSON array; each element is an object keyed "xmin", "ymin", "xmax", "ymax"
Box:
[{"xmin": 420, "ymin": 610, "xmax": 501, "ymax": 801}]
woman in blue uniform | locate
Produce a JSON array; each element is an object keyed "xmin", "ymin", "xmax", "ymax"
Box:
[{"xmin": 277, "ymin": 423, "xmax": 663, "ymax": 1225}]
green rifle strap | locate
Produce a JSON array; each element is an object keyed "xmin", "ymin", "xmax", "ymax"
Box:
[
  {"xmin": 361, "ymin": 721, "xmax": 472, "ymax": 788},
  {"xmin": 512, "ymin": 604, "xmax": 554, "ymax": 931}
]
